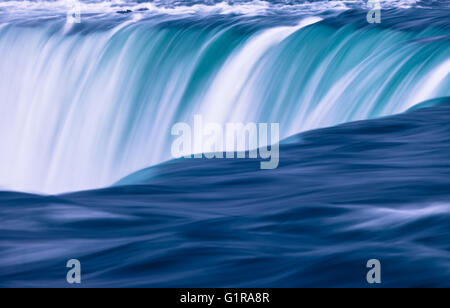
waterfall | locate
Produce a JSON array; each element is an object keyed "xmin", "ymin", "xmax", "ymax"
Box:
[{"xmin": 0, "ymin": 1, "xmax": 449, "ymax": 194}]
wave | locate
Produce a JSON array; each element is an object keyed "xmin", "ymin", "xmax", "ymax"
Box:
[
  {"xmin": 1, "ymin": 104, "xmax": 450, "ymax": 287},
  {"xmin": 0, "ymin": 0, "xmax": 427, "ymax": 17}
]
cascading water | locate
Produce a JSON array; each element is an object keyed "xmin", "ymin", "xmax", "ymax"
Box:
[{"xmin": 0, "ymin": 0, "xmax": 449, "ymax": 194}]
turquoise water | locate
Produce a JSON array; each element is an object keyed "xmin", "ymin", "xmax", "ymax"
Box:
[{"xmin": 0, "ymin": 1, "xmax": 448, "ymax": 194}]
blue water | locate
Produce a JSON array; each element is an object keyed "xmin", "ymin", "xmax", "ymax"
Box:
[
  {"xmin": 0, "ymin": 0, "xmax": 450, "ymax": 287},
  {"xmin": 1, "ymin": 101, "xmax": 450, "ymax": 287}
]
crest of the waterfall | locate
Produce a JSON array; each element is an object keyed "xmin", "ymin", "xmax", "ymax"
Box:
[
  {"xmin": 197, "ymin": 17, "xmax": 323, "ymax": 126},
  {"xmin": 404, "ymin": 58, "xmax": 450, "ymax": 110}
]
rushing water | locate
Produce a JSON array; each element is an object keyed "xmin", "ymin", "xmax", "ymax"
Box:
[
  {"xmin": 0, "ymin": 0, "xmax": 450, "ymax": 287},
  {"xmin": 0, "ymin": 0, "xmax": 449, "ymax": 194},
  {"xmin": 2, "ymin": 101, "xmax": 450, "ymax": 287}
]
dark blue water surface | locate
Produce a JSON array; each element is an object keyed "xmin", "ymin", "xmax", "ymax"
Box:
[{"xmin": 1, "ymin": 101, "xmax": 450, "ymax": 287}]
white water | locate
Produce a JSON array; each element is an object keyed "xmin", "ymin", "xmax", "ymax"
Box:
[{"xmin": 0, "ymin": 12, "xmax": 449, "ymax": 194}]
